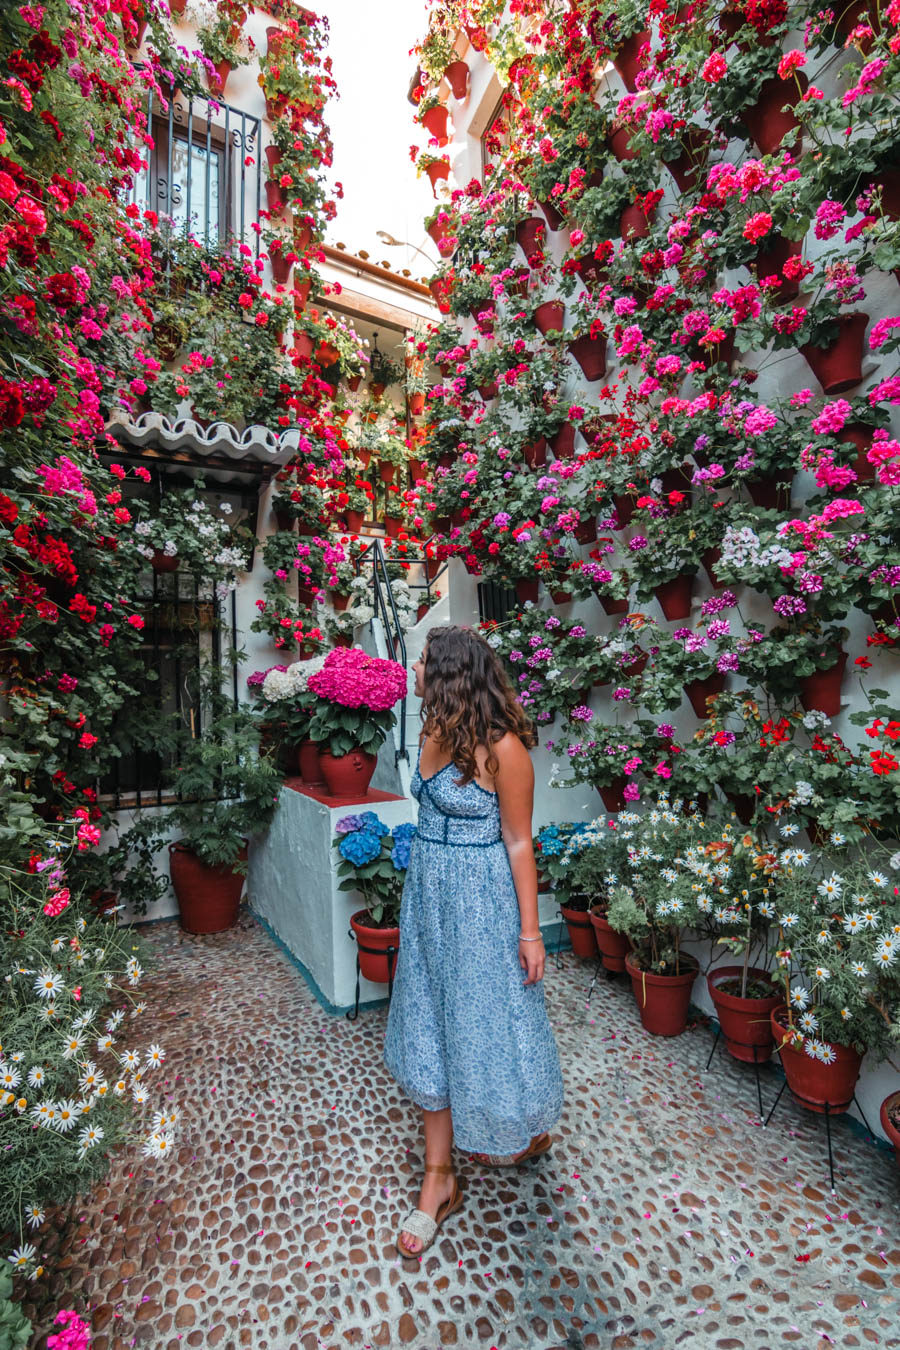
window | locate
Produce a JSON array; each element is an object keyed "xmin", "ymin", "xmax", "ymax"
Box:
[
  {"xmin": 132, "ymin": 89, "xmax": 263, "ymax": 252},
  {"xmin": 481, "ymin": 95, "xmax": 513, "ymax": 181},
  {"xmin": 477, "ymin": 578, "xmax": 518, "ymax": 625}
]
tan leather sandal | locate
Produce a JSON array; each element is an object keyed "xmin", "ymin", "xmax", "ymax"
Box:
[
  {"xmin": 468, "ymin": 1131, "xmax": 553, "ymax": 1168},
  {"xmin": 396, "ymin": 1162, "xmax": 465, "ymax": 1258}
]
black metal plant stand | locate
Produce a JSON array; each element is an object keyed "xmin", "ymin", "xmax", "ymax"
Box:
[
  {"xmin": 345, "ymin": 926, "xmax": 397, "ymax": 1021},
  {"xmin": 553, "ymin": 907, "xmax": 617, "ymax": 1008},
  {"xmin": 704, "ymin": 1025, "xmax": 770, "ymax": 1121},
  {"xmin": 762, "ymin": 1049, "xmax": 878, "ymax": 1190}
]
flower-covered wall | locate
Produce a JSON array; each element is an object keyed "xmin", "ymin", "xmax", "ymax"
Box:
[{"xmin": 408, "ymin": 0, "xmax": 900, "ymax": 1130}]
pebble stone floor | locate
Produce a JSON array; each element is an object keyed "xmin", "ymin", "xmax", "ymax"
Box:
[{"xmin": 24, "ymin": 907, "xmax": 900, "ymax": 1350}]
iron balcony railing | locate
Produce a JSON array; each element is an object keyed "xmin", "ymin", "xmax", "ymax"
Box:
[{"xmin": 131, "ymin": 84, "xmax": 263, "ymax": 256}]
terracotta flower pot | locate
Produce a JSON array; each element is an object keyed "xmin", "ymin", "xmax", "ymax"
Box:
[
  {"xmin": 270, "ymin": 250, "xmax": 292, "ymax": 285},
  {"xmin": 344, "ymin": 509, "xmax": 364, "ymax": 533},
  {"xmin": 298, "ymin": 738, "xmax": 325, "ymax": 786},
  {"xmin": 836, "ymin": 423, "xmax": 875, "ymax": 481},
  {"xmin": 613, "ymin": 27, "xmax": 650, "ymax": 92},
  {"xmin": 742, "ymin": 73, "xmax": 807, "ymax": 156},
  {"xmin": 533, "ymin": 300, "xmax": 565, "ymax": 335},
  {"xmin": 702, "ymin": 546, "xmax": 725, "ymax": 589},
  {"xmin": 684, "ymin": 672, "xmax": 725, "ymax": 719},
  {"xmin": 317, "ymin": 341, "xmax": 340, "ymax": 367},
  {"xmin": 298, "ymin": 585, "xmax": 317, "ymax": 607},
  {"xmin": 800, "ymin": 312, "xmax": 869, "ymax": 394},
  {"xmin": 589, "ymin": 907, "xmax": 632, "ymax": 972},
  {"xmin": 151, "ymin": 550, "xmax": 179, "ymax": 573},
  {"xmin": 478, "ymin": 381, "xmax": 499, "ymax": 401},
  {"xmin": 879, "ymin": 1091, "xmax": 900, "ymax": 1167},
  {"xmin": 559, "ymin": 902, "xmax": 599, "ymax": 959},
  {"xmin": 523, "ymin": 437, "xmax": 547, "ymax": 468},
  {"xmin": 266, "ymin": 25, "xmax": 286, "ymax": 55},
  {"xmin": 654, "ymin": 574, "xmax": 694, "ymax": 621},
  {"xmin": 665, "ymin": 129, "xmax": 710, "ymax": 194},
  {"xmin": 708, "ymin": 966, "xmax": 782, "ymax": 1063},
  {"xmin": 798, "ymin": 649, "xmax": 847, "ymax": 717},
  {"xmin": 598, "ymin": 777, "xmax": 627, "ymax": 813},
  {"xmin": 620, "ymin": 203, "xmax": 653, "ymax": 241},
  {"xmin": 408, "ymin": 392, "xmax": 425, "ymax": 417},
  {"xmin": 408, "ymin": 457, "xmax": 426, "ymax": 480},
  {"xmin": 265, "ymin": 179, "xmax": 285, "ymax": 213},
  {"xmin": 443, "ymin": 59, "xmax": 469, "ymax": 99},
  {"xmin": 574, "ymin": 515, "xmax": 597, "ymax": 544},
  {"xmin": 169, "ymin": 842, "xmax": 246, "ymax": 935},
  {"xmin": 347, "ymin": 374, "xmax": 362, "ymax": 392},
  {"xmin": 330, "ymin": 591, "xmax": 350, "ymax": 612},
  {"xmin": 771, "ymin": 1008, "xmax": 862, "ymax": 1115},
  {"xmin": 745, "ymin": 474, "xmax": 790, "ymax": 510},
  {"xmin": 600, "ymin": 594, "xmax": 629, "ymax": 615},
  {"xmin": 422, "ymin": 103, "xmax": 450, "ymax": 143},
  {"xmin": 626, "ymin": 953, "xmax": 699, "ymax": 1037},
  {"xmin": 551, "ymin": 588, "xmax": 573, "ymax": 605},
  {"xmin": 425, "ymin": 158, "xmax": 451, "ymax": 194},
  {"xmin": 211, "ymin": 59, "xmax": 232, "ymax": 94},
  {"xmin": 614, "ymin": 494, "xmax": 635, "ymax": 528},
  {"xmin": 378, "ymin": 461, "xmax": 396, "ymax": 484},
  {"xmin": 416, "ymin": 602, "xmax": 431, "ymax": 623},
  {"xmin": 319, "ymin": 748, "xmax": 378, "ymax": 799},
  {"xmin": 515, "ymin": 578, "xmax": 539, "ymax": 605},
  {"xmin": 350, "ymin": 911, "xmax": 400, "ymax": 984},
  {"xmin": 515, "ymin": 216, "xmax": 546, "ymax": 257},
  {"xmin": 728, "ymin": 791, "xmax": 756, "ymax": 825},
  {"xmin": 567, "ymin": 333, "xmax": 607, "ymax": 381},
  {"xmin": 551, "ymin": 422, "xmax": 577, "ymax": 460},
  {"xmin": 608, "ymin": 120, "xmax": 639, "ymax": 162},
  {"xmin": 469, "ymin": 302, "xmax": 495, "ymax": 333},
  {"xmin": 369, "ymin": 380, "xmax": 386, "ymax": 398},
  {"xmin": 537, "ymin": 198, "xmax": 565, "ymax": 231},
  {"xmin": 383, "ymin": 513, "xmax": 403, "ymax": 539},
  {"xmin": 754, "ymin": 233, "xmax": 802, "ymax": 301}
]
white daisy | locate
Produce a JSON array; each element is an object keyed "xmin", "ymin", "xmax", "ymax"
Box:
[
  {"xmin": 842, "ymin": 914, "xmax": 863, "ymax": 934},
  {"xmin": 31, "ymin": 1101, "xmax": 56, "ymax": 1128},
  {"xmin": 78, "ymin": 1062, "xmax": 102, "ymax": 1093},
  {"xmin": 151, "ymin": 1107, "xmax": 179, "ymax": 1132},
  {"xmin": 789, "ymin": 985, "xmax": 810, "ymax": 1009},
  {"xmin": 77, "ymin": 1125, "xmax": 104, "ymax": 1153},
  {"xmin": 816, "ymin": 929, "xmax": 830, "ymax": 945},
  {"xmin": 33, "ymin": 970, "xmax": 63, "ymax": 1000},
  {"xmin": 6, "ymin": 1245, "xmax": 36, "ymax": 1270},
  {"xmin": 26, "ymin": 1067, "xmax": 45, "ymax": 1088},
  {"xmin": 851, "ymin": 961, "xmax": 868, "ymax": 977},
  {"xmin": 814, "ymin": 965, "xmax": 831, "ymax": 981},
  {"xmin": 799, "ymin": 1012, "xmax": 819, "ymax": 1033},
  {"xmin": 145, "ymin": 1044, "xmax": 165, "ymax": 1069},
  {"xmin": 818, "ymin": 1043, "xmax": 836, "ymax": 1065},
  {"xmin": 803, "ymin": 1038, "xmax": 819, "ymax": 1059},
  {"xmin": 142, "ymin": 1132, "xmax": 175, "ymax": 1160},
  {"xmin": 840, "ymin": 1007, "xmax": 852, "ymax": 1020},
  {"xmin": 779, "ymin": 822, "xmax": 800, "ymax": 838},
  {"xmin": 758, "ymin": 900, "xmax": 775, "ymax": 918},
  {"xmin": 0, "ymin": 1066, "xmax": 22, "ymax": 1091},
  {"xmin": 817, "ymin": 874, "xmax": 843, "ymax": 900},
  {"xmin": 132, "ymin": 1086, "xmax": 148, "ymax": 1105},
  {"xmin": 53, "ymin": 1100, "xmax": 79, "ymax": 1133},
  {"xmin": 50, "ymin": 937, "xmax": 66, "ymax": 953},
  {"xmin": 860, "ymin": 911, "xmax": 879, "ymax": 929},
  {"xmin": 121, "ymin": 1049, "xmax": 140, "ymax": 1072},
  {"xmin": 112, "ymin": 1079, "xmax": 127, "ymax": 1097},
  {"xmin": 868, "ymin": 871, "xmax": 888, "ymax": 889},
  {"xmin": 829, "ymin": 831, "xmax": 846, "ymax": 846},
  {"xmin": 62, "ymin": 1034, "xmax": 84, "ymax": 1060},
  {"xmin": 780, "ymin": 913, "xmax": 799, "ymax": 929},
  {"xmin": 95, "ymin": 1034, "xmax": 114, "ymax": 1054},
  {"xmin": 25, "ymin": 1206, "xmax": 44, "ymax": 1230}
]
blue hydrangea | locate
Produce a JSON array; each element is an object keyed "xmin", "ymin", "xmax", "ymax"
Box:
[
  {"xmin": 358, "ymin": 811, "xmax": 390, "ymax": 838},
  {"xmin": 391, "ymin": 839, "xmax": 412, "ymax": 870},
  {"xmin": 338, "ymin": 830, "xmax": 383, "ymax": 866},
  {"xmin": 392, "ymin": 823, "xmax": 417, "ymax": 845}
]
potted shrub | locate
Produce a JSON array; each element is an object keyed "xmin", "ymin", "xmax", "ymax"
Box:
[
  {"xmin": 255, "ymin": 656, "xmax": 330, "ymax": 783},
  {"xmin": 548, "ymin": 718, "xmax": 648, "ymax": 813},
  {"xmin": 165, "ymin": 689, "xmax": 282, "ymax": 934},
  {"xmin": 333, "ymin": 813, "xmax": 416, "ymax": 982},
  {"xmin": 129, "ymin": 482, "xmax": 250, "ymax": 583},
  {"xmin": 368, "ymin": 345, "xmax": 403, "ymax": 397},
  {"xmin": 376, "ymin": 428, "xmax": 410, "ymax": 484},
  {"xmin": 306, "ymin": 646, "xmax": 408, "ymax": 798},
  {"xmin": 197, "ymin": 8, "xmax": 250, "ymax": 94},
  {"xmin": 406, "ymin": 354, "xmax": 430, "ymax": 417}
]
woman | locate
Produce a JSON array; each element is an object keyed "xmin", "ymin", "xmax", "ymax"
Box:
[{"xmin": 383, "ymin": 625, "xmax": 565, "ymax": 1258}]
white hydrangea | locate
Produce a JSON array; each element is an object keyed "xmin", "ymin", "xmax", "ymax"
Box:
[{"xmin": 261, "ymin": 669, "xmax": 294, "ymax": 702}]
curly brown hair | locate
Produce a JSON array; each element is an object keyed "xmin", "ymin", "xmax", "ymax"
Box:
[{"xmin": 420, "ymin": 625, "xmax": 537, "ymax": 785}]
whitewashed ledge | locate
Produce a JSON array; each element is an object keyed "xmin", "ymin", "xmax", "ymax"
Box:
[
  {"xmin": 106, "ymin": 409, "xmax": 300, "ymax": 465},
  {"xmin": 247, "ymin": 780, "xmax": 415, "ymax": 1013}
]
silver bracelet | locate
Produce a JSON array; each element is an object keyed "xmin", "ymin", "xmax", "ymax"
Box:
[{"xmin": 519, "ymin": 934, "xmax": 543, "ymax": 942}]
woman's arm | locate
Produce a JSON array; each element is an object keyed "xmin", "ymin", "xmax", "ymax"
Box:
[{"xmin": 493, "ymin": 733, "xmax": 545, "ymax": 985}]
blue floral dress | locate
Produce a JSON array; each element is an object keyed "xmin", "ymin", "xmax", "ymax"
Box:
[{"xmin": 383, "ymin": 744, "xmax": 565, "ymax": 1154}]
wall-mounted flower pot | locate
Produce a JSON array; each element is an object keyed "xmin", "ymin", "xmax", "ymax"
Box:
[
  {"xmin": 265, "ymin": 179, "xmax": 285, "ymax": 212},
  {"xmin": 346, "ymin": 373, "xmax": 362, "ymax": 392},
  {"xmin": 614, "ymin": 493, "xmax": 635, "ymax": 528},
  {"xmin": 684, "ymin": 672, "xmax": 726, "ymax": 719},
  {"xmin": 608, "ymin": 119, "xmax": 639, "ymax": 162},
  {"xmin": 427, "ymin": 217, "xmax": 452, "ymax": 255},
  {"xmin": 515, "ymin": 578, "xmax": 539, "ymax": 605},
  {"xmin": 742, "ymin": 73, "xmax": 807, "ymax": 156},
  {"xmin": 320, "ymin": 748, "xmax": 377, "ymax": 798},
  {"xmin": 408, "ymin": 392, "xmax": 425, "ymax": 416},
  {"xmin": 126, "ymin": 18, "xmax": 149, "ymax": 49},
  {"xmin": 273, "ymin": 506, "xmax": 295, "ymax": 531},
  {"xmin": 342, "ymin": 509, "xmax": 363, "ymax": 533},
  {"xmin": 800, "ymin": 312, "xmax": 869, "ymax": 394},
  {"xmin": 170, "ymin": 0, "xmax": 187, "ymax": 14},
  {"xmin": 771, "ymin": 1008, "xmax": 862, "ymax": 1114},
  {"xmin": 708, "ymin": 967, "xmax": 782, "ymax": 1063},
  {"xmin": 574, "ymin": 515, "xmax": 597, "ymax": 544},
  {"xmin": 515, "ymin": 215, "xmax": 546, "ymax": 257},
  {"xmin": 266, "ymin": 25, "xmax": 286, "ymax": 55},
  {"xmin": 317, "ymin": 341, "xmax": 340, "ymax": 367},
  {"xmin": 425, "ymin": 158, "xmax": 451, "ymax": 195},
  {"xmin": 265, "ymin": 95, "xmax": 286, "ymax": 121},
  {"xmin": 880, "ymin": 1091, "xmax": 900, "ymax": 1168},
  {"xmin": 613, "ymin": 28, "xmax": 650, "ymax": 92},
  {"xmin": 378, "ymin": 462, "xmax": 396, "ymax": 484},
  {"xmin": 297, "ymin": 738, "xmax": 325, "ymax": 786},
  {"xmin": 422, "ymin": 104, "xmax": 450, "ymax": 144},
  {"xmin": 654, "ymin": 574, "xmax": 694, "ymax": 621},
  {"xmin": 799, "ymin": 649, "xmax": 847, "ymax": 717},
  {"xmin": 702, "ymin": 546, "xmax": 725, "ymax": 589},
  {"xmin": 294, "ymin": 223, "xmax": 313, "ymax": 253},
  {"xmin": 754, "ymin": 232, "xmax": 802, "ymax": 301},
  {"xmin": 428, "ymin": 279, "xmax": 451, "ymax": 313},
  {"xmin": 836, "ymin": 423, "xmax": 875, "ymax": 480},
  {"xmin": 443, "ymin": 59, "xmax": 469, "ymax": 99},
  {"xmin": 567, "ymin": 333, "xmax": 607, "ymax": 381},
  {"xmin": 369, "ymin": 380, "xmax": 386, "ymax": 399},
  {"xmin": 620, "ymin": 203, "xmax": 653, "ymax": 241},
  {"xmin": 210, "ymin": 59, "xmax": 233, "ymax": 94},
  {"xmin": 329, "ymin": 591, "xmax": 350, "ymax": 612},
  {"xmin": 523, "ymin": 437, "xmax": 547, "ymax": 468},
  {"xmin": 589, "ymin": 907, "xmax": 632, "ymax": 972},
  {"xmin": 600, "ymin": 594, "xmax": 628, "ymax": 615},
  {"xmin": 666, "ymin": 129, "xmax": 710, "ymax": 194},
  {"xmin": 292, "ymin": 332, "xmax": 314, "ymax": 362},
  {"xmin": 550, "ymin": 422, "xmax": 577, "ymax": 460},
  {"xmin": 537, "ymin": 198, "xmax": 565, "ymax": 231},
  {"xmin": 598, "ymin": 777, "xmax": 627, "ymax": 813},
  {"xmin": 551, "ymin": 588, "xmax": 573, "ymax": 604},
  {"xmin": 745, "ymin": 475, "xmax": 791, "ymax": 510},
  {"xmin": 293, "ymin": 278, "xmax": 311, "ymax": 311},
  {"xmin": 626, "ymin": 953, "xmax": 699, "ymax": 1037},
  {"xmin": 264, "ymin": 145, "xmax": 283, "ymax": 178},
  {"xmin": 298, "ymin": 585, "xmax": 317, "ymax": 607},
  {"xmin": 533, "ymin": 300, "xmax": 565, "ymax": 335},
  {"xmin": 169, "ymin": 842, "xmax": 247, "ymax": 935},
  {"xmin": 478, "ymin": 380, "xmax": 499, "ymax": 401},
  {"xmin": 408, "ymin": 457, "xmax": 426, "ymax": 480},
  {"xmin": 559, "ymin": 901, "xmax": 599, "ymax": 959},
  {"xmin": 151, "ymin": 550, "xmax": 179, "ymax": 573},
  {"xmin": 270, "ymin": 250, "xmax": 292, "ymax": 285},
  {"xmin": 383, "ymin": 513, "xmax": 403, "ymax": 539},
  {"xmin": 469, "ymin": 302, "xmax": 495, "ymax": 333},
  {"xmin": 350, "ymin": 911, "xmax": 400, "ymax": 984}
]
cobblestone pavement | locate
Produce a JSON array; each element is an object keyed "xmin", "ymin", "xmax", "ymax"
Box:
[{"xmin": 25, "ymin": 909, "xmax": 900, "ymax": 1350}]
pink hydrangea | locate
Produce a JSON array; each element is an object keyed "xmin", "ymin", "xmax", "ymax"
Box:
[{"xmin": 308, "ymin": 646, "xmax": 408, "ymax": 711}]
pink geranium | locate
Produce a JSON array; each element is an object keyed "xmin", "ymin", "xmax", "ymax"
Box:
[{"xmin": 308, "ymin": 646, "xmax": 408, "ymax": 711}]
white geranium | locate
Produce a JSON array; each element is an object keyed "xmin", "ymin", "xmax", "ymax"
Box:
[{"xmin": 261, "ymin": 669, "xmax": 293, "ymax": 702}]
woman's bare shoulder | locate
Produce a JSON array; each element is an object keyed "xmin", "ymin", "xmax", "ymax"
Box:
[{"xmin": 491, "ymin": 731, "xmax": 533, "ymax": 769}]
